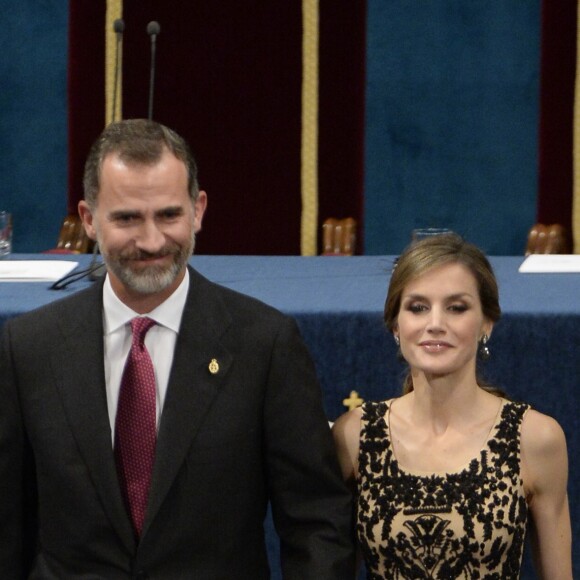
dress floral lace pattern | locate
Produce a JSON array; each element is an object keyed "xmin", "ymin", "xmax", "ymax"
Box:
[{"xmin": 357, "ymin": 400, "xmax": 529, "ymax": 579}]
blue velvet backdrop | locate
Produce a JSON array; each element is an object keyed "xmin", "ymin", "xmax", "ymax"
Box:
[
  {"xmin": 363, "ymin": 2, "xmax": 541, "ymax": 255},
  {"xmin": 1, "ymin": 1, "xmax": 542, "ymax": 256},
  {"xmin": 0, "ymin": 0, "xmax": 68, "ymax": 253}
]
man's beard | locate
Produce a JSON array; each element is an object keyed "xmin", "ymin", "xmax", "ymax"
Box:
[{"xmin": 99, "ymin": 232, "xmax": 195, "ymax": 295}]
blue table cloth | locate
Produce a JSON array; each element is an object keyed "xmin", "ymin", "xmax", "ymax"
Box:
[{"xmin": 1, "ymin": 254, "xmax": 579, "ymax": 577}]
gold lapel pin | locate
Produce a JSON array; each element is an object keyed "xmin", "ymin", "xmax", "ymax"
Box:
[{"xmin": 208, "ymin": 358, "xmax": 219, "ymax": 374}]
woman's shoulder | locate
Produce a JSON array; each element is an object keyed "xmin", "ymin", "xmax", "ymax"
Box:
[
  {"xmin": 521, "ymin": 408, "xmax": 567, "ymax": 456},
  {"xmin": 332, "ymin": 406, "xmax": 364, "ymax": 440},
  {"xmin": 520, "ymin": 408, "xmax": 568, "ymax": 502},
  {"xmin": 333, "ymin": 397, "xmax": 400, "ymax": 444},
  {"xmin": 332, "ymin": 407, "xmax": 364, "ymax": 483}
]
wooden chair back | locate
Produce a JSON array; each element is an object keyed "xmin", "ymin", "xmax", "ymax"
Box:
[
  {"xmin": 321, "ymin": 217, "xmax": 357, "ymax": 256},
  {"xmin": 525, "ymin": 223, "xmax": 568, "ymax": 255},
  {"xmin": 54, "ymin": 214, "xmax": 93, "ymax": 253}
]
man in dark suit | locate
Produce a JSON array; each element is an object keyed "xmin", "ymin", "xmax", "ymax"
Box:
[{"xmin": 0, "ymin": 119, "xmax": 355, "ymax": 578}]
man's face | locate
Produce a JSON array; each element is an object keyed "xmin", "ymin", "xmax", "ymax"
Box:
[{"xmin": 79, "ymin": 149, "xmax": 207, "ymax": 303}]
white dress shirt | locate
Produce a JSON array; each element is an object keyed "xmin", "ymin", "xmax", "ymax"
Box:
[{"xmin": 102, "ymin": 270, "xmax": 189, "ymax": 444}]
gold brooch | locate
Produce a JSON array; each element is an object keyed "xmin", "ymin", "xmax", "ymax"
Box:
[{"xmin": 208, "ymin": 358, "xmax": 219, "ymax": 374}]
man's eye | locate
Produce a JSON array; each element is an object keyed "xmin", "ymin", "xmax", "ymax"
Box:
[
  {"xmin": 160, "ymin": 210, "xmax": 182, "ymax": 220},
  {"xmin": 115, "ymin": 215, "xmax": 136, "ymax": 224}
]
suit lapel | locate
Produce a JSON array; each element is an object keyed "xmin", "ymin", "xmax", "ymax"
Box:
[
  {"xmin": 51, "ymin": 283, "xmax": 136, "ymax": 552},
  {"xmin": 144, "ymin": 268, "xmax": 233, "ymax": 534},
  {"xmin": 50, "ymin": 270, "xmax": 234, "ymax": 545}
]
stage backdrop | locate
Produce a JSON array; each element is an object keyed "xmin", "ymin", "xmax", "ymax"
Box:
[
  {"xmin": 537, "ymin": 0, "xmax": 577, "ymax": 252},
  {"xmin": 67, "ymin": 0, "xmax": 367, "ymax": 256},
  {"xmin": 2, "ymin": 0, "xmax": 577, "ymax": 255},
  {"xmin": 363, "ymin": 2, "xmax": 543, "ymax": 255},
  {"xmin": 0, "ymin": 0, "xmax": 68, "ymax": 253}
]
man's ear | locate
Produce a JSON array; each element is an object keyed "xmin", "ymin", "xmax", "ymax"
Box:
[
  {"xmin": 78, "ymin": 201, "xmax": 97, "ymax": 241},
  {"xmin": 193, "ymin": 190, "xmax": 207, "ymax": 234}
]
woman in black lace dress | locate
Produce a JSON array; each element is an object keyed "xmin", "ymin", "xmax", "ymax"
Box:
[{"xmin": 332, "ymin": 234, "xmax": 571, "ymax": 579}]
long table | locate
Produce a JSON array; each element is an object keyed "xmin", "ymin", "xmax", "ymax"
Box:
[{"xmin": 1, "ymin": 254, "xmax": 579, "ymax": 576}]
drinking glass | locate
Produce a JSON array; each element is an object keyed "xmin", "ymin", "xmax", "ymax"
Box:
[
  {"xmin": 411, "ymin": 227, "xmax": 451, "ymax": 242},
  {"xmin": 0, "ymin": 211, "xmax": 12, "ymax": 258}
]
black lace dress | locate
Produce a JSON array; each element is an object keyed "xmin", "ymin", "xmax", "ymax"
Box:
[{"xmin": 357, "ymin": 399, "xmax": 529, "ymax": 579}]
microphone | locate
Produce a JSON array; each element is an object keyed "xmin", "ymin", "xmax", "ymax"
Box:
[
  {"xmin": 146, "ymin": 21, "xmax": 161, "ymax": 120},
  {"xmin": 112, "ymin": 18, "xmax": 125, "ymax": 123},
  {"xmin": 113, "ymin": 18, "xmax": 125, "ymax": 34}
]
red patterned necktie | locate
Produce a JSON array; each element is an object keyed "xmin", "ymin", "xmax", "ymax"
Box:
[{"xmin": 115, "ymin": 316, "xmax": 157, "ymax": 538}]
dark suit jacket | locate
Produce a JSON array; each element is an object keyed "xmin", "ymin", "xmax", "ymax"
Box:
[{"xmin": 0, "ymin": 266, "xmax": 355, "ymax": 579}]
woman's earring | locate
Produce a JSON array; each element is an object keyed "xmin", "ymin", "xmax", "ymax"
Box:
[
  {"xmin": 478, "ymin": 334, "xmax": 490, "ymax": 360},
  {"xmin": 393, "ymin": 334, "xmax": 405, "ymax": 362},
  {"xmin": 394, "ymin": 335, "xmax": 405, "ymax": 361}
]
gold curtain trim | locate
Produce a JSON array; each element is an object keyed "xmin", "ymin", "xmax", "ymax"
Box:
[
  {"xmin": 301, "ymin": 0, "xmax": 319, "ymax": 256},
  {"xmin": 105, "ymin": 0, "xmax": 123, "ymax": 126}
]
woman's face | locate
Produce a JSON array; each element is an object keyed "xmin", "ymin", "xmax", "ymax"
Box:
[{"xmin": 394, "ymin": 262, "xmax": 492, "ymax": 381}]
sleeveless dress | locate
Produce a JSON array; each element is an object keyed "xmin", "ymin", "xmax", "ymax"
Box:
[{"xmin": 357, "ymin": 399, "xmax": 529, "ymax": 579}]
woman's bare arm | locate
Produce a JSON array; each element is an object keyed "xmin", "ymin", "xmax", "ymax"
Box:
[{"xmin": 521, "ymin": 410, "xmax": 572, "ymax": 580}]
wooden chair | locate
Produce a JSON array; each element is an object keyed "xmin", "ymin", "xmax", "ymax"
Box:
[
  {"xmin": 525, "ymin": 223, "xmax": 568, "ymax": 255},
  {"xmin": 49, "ymin": 214, "xmax": 93, "ymax": 254},
  {"xmin": 321, "ymin": 217, "xmax": 357, "ymax": 256}
]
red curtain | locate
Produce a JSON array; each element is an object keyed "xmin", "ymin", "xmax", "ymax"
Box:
[
  {"xmin": 67, "ymin": 1, "xmax": 106, "ymax": 212},
  {"xmin": 536, "ymin": 0, "xmax": 577, "ymax": 249},
  {"xmin": 68, "ymin": 1, "xmax": 366, "ymax": 255}
]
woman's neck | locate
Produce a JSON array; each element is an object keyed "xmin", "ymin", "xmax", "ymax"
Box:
[{"xmin": 407, "ymin": 370, "xmax": 490, "ymax": 430}]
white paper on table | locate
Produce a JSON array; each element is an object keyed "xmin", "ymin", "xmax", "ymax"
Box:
[
  {"xmin": 0, "ymin": 261, "xmax": 79, "ymax": 281},
  {"xmin": 518, "ymin": 254, "xmax": 580, "ymax": 273}
]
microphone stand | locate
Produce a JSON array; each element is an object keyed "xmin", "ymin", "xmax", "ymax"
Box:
[
  {"xmin": 112, "ymin": 18, "xmax": 125, "ymax": 123},
  {"xmin": 147, "ymin": 21, "xmax": 161, "ymax": 120}
]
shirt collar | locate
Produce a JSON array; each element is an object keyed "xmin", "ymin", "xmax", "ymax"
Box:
[{"xmin": 103, "ymin": 269, "xmax": 190, "ymax": 335}]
